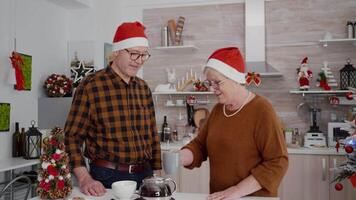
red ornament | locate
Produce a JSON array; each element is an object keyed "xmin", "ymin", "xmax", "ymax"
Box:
[
  {"xmin": 39, "ymin": 180, "xmax": 51, "ymax": 191},
  {"xmin": 51, "ymin": 153, "xmax": 61, "ymax": 161},
  {"xmin": 345, "ymin": 145, "xmax": 354, "ymax": 154},
  {"xmin": 346, "ymin": 92, "xmax": 354, "ymax": 100},
  {"xmin": 47, "ymin": 165, "xmax": 59, "ymax": 176},
  {"xmin": 335, "ymin": 183, "xmax": 343, "ymax": 191},
  {"xmin": 349, "ymin": 174, "xmax": 356, "ymax": 188},
  {"xmin": 50, "ymin": 138, "xmax": 58, "ymax": 146},
  {"xmin": 57, "ymin": 180, "xmax": 65, "ymax": 190}
]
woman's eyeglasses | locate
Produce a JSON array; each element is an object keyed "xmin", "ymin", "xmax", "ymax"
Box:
[
  {"xmin": 203, "ymin": 79, "xmax": 226, "ymax": 88},
  {"xmin": 125, "ymin": 49, "xmax": 151, "ymax": 62}
]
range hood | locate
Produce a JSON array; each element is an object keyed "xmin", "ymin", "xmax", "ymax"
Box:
[{"xmin": 245, "ymin": 0, "xmax": 282, "ymax": 77}]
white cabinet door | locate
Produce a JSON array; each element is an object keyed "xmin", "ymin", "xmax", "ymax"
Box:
[
  {"xmin": 329, "ymin": 155, "xmax": 356, "ymax": 200},
  {"xmin": 279, "ymin": 154, "xmax": 330, "ymax": 200},
  {"xmin": 179, "ymin": 161, "xmax": 210, "ymax": 194}
]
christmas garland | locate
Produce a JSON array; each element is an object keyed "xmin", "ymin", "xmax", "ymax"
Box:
[
  {"xmin": 37, "ymin": 127, "xmax": 72, "ymax": 199},
  {"xmin": 43, "ymin": 74, "xmax": 72, "ymax": 97}
]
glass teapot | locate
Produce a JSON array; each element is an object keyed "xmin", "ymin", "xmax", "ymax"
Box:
[{"xmin": 138, "ymin": 175, "xmax": 176, "ymax": 199}]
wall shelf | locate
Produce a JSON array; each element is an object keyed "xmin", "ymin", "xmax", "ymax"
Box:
[
  {"xmin": 289, "ymin": 89, "xmax": 351, "ymax": 95},
  {"xmin": 152, "ymin": 45, "xmax": 198, "ymax": 53},
  {"xmin": 319, "ymin": 38, "xmax": 356, "ymax": 47}
]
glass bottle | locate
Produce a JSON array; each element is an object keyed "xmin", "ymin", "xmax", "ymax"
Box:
[
  {"xmin": 161, "ymin": 116, "xmax": 168, "ymax": 142},
  {"xmin": 12, "ymin": 122, "xmax": 21, "ymax": 157},
  {"xmin": 20, "ymin": 127, "xmax": 26, "ymax": 156}
]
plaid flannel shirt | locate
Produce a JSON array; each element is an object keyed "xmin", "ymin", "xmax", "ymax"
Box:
[{"xmin": 64, "ymin": 67, "xmax": 161, "ymax": 170}]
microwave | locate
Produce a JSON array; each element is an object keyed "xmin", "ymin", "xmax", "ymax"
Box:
[{"xmin": 328, "ymin": 122, "xmax": 350, "ymax": 147}]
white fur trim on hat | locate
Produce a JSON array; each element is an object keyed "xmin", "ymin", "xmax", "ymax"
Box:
[
  {"xmin": 112, "ymin": 37, "xmax": 149, "ymax": 52},
  {"xmin": 204, "ymin": 58, "xmax": 246, "ymax": 84}
]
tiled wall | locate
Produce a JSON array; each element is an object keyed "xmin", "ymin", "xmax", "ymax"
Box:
[{"xmin": 143, "ymin": 0, "xmax": 356, "ymax": 136}]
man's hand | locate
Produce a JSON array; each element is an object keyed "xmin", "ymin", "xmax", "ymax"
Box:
[
  {"xmin": 78, "ymin": 175, "xmax": 106, "ymax": 196},
  {"xmin": 74, "ymin": 166, "xmax": 106, "ymax": 196}
]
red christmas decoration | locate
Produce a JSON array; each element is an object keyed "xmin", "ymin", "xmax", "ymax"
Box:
[
  {"xmin": 37, "ymin": 127, "xmax": 72, "ymax": 199},
  {"xmin": 297, "ymin": 57, "xmax": 313, "ymax": 90},
  {"xmin": 345, "ymin": 145, "xmax": 354, "ymax": 154},
  {"xmin": 335, "ymin": 183, "xmax": 343, "ymax": 191},
  {"xmin": 346, "ymin": 92, "xmax": 354, "ymax": 100},
  {"xmin": 43, "ymin": 74, "xmax": 72, "ymax": 97},
  {"xmin": 9, "ymin": 51, "xmax": 25, "ymax": 90},
  {"xmin": 245, "ymin": 72, "xmax": 261, "ymax": 86}
]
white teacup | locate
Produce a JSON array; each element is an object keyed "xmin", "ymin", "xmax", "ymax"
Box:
[
  {"xmin": 163, "ymin": 150, "xmax": 180, "ymax": 175},
  {"xmin": 111, "ymin": 180, "xmax": 137, "ymax": 200}
]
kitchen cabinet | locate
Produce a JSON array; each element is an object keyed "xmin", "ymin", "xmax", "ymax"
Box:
[
  {"xmin": 279, "ymin": 154, "xmax": 356, "ymax": 200},
  {"xmin": 279, "ymin": 154, "xmax": 329, "ymax": 200},
  {"xmin": 161, "ymin": 148, "xmax": 209, "ymax": 194},
  {"xmin": 329, "ymin": 155, "xmax": 356, "ymax": 200},
  {"xmin": 179, "ymin": 160, "xmax": 210, "ymax": 194}
]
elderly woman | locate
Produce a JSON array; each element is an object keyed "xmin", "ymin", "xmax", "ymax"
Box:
[{"xmin": 179, "ymin": 47, "xmax": 288, "ymax": 199}]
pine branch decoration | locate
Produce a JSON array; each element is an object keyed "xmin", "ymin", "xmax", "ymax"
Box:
[{"xmin": 37, "ymin": 127, "xmax": 72, "ymax": 199}]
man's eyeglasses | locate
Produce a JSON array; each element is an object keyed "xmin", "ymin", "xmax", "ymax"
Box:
[
  {"xmin": 125, "ymin": 49, "xmax": 151, "ymax": 62},
  {"xmin": 203, "ymin": 79, "xmax": 226, "ymax": 88}
]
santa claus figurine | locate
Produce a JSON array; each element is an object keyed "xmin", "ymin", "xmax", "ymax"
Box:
[{"xmin": 297, "ymin": 57, "xmax": 313, "ymax": 90}]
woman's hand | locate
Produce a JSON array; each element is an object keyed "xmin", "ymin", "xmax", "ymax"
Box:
[
  {"xmin": 207, "ymin": 186, "xmax": 242, "ymax": 200},
  {"xmin": 179, "ymin": 148, "xmax": 194, "ymax": 166}
]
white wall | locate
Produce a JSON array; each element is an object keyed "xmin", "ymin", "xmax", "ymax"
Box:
[
  {"xmin": 0, "ymin": 0, "xmax": 244, "ymax": 159},
  {"xmin": 68, "ymin": 0, "xmax": 244, "ymax": 71},
  {"xmin": 0, "ymin": 0, "xmax": 69, "ymax": 159}
]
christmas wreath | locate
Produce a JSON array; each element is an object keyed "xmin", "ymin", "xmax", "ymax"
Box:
[
  {"xmin": 43, "ymin": 74, "xmax": 72, "ymax": 97},
  {"xmin": 37, "ymin": 127, "xmax": 72, "ymax": 199}
]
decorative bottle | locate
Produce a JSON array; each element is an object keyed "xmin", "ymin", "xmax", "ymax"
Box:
[
  {"xmin": 12, "ymin": 122, "xmax": 21, "ymax": 157},
  {"xmin": 161, "ymin": 116, "xmax": 168, "ymax": 142}
]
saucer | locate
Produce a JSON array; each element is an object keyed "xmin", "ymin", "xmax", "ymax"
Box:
[
  {"xmin": 134, "ymin": 198, "xmax": 175, "ymax": 200},
  {"xmin": 113, "ymin": 193, "xmax": 139, "ymax": 200}
]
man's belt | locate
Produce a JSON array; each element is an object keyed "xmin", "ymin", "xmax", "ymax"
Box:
[{"xmin": 91, "ymin": 159, "xmax": 147, "ymax": 174}]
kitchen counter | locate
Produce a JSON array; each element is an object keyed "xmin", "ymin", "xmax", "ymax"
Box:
[
  {"xmin": 29, "ymin": 187, "xmax": 279, "ymax": 200},
  {"xmin": 161, "ymin": 141, "xmax": 346, "ymax": 156}
]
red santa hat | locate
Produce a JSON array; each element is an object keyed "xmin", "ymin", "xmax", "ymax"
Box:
[
  {"xmin": 112, "ymin": 21, "xmax": 149, "ymax": 52},
  {"xmin": 203, "ymin": 47, "xmax": 246, "ymax": 84}
]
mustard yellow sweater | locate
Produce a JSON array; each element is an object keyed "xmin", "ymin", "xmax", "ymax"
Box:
[{"xmin": 183, "ymin": 95, "xmax": 288, "ymax": 196}]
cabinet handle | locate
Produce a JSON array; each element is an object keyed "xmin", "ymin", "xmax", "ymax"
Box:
[
  {"xmin": 332, "ymin": 158, "xmax": 337, "ymax": 179},
  {"xmin": 322, "ymin": 158, "xmax": 326, "ymax": 181}
]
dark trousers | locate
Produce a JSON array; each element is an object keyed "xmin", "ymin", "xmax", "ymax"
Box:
[{"xmin": 89, "ymin": 163, "xmax": 153, "ymax": 189}]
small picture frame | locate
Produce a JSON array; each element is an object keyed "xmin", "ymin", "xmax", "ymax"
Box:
[{"xmin": 0, "ymin": 103, "xmax": 11, "ymax": 131}]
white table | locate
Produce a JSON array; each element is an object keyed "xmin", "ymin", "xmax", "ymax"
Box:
[
  {"xmin": 0, "ymin": 157, "xmax": 40, "ymax": 200},
  {"xmin": 29, "ymin": 187, "xmax": 279, "ymax": 200}
]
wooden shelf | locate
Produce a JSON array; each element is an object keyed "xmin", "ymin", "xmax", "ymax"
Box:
[
  {"xmin": 153, "ymin": 91, "xmax": 213, "ymax": 95},
  {"xmin": 319, "ymin": 38, "xmax": 356, "ymax": 47},
  {"xmin": 152, "ymin": 45, "xmax": 198, "ymax": 53}
]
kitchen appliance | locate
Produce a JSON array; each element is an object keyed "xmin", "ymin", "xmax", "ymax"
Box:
[
  {"xmin": 328, "ymin": 122, "xmax": 349, "ymax": 147},
  {"xmin": 138, "ymin": 175, "xmax": 176, "ymax": 200},
  {"xmin": 304, "ymin": 108, "xmax": 327, "ymax": 148},
  {"xmin": 304, "ymin": 133, "xmax": 327, "ymax": 148}
]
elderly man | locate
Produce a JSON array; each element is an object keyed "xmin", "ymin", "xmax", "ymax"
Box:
[{"xmin": 65, "ymin": 21, "xmax": 161, "ymax": 196}]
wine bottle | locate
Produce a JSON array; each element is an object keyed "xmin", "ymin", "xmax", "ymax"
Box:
[
  {"xmin": 20, "ymin": 127, "xmax": 26, "ymax": 157},
  {"xmin": 161, "ymin": 116, "xmax": 168, "ymax": 142},
  {"xmin": 12, "ymin": 122, "xmax": 21, "ymax": 157}
]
